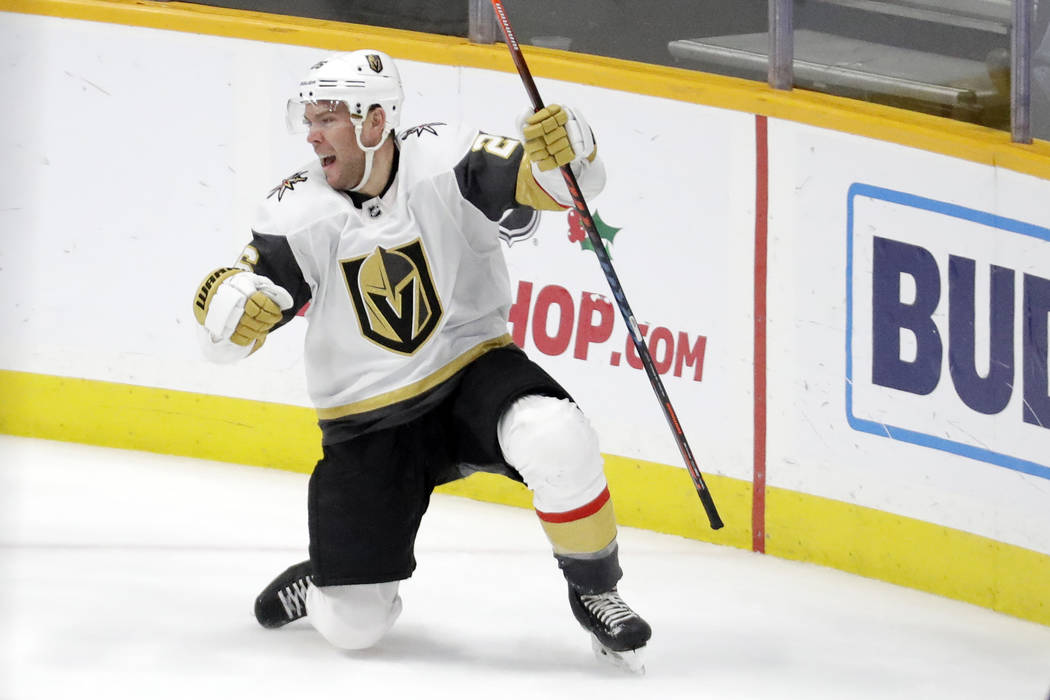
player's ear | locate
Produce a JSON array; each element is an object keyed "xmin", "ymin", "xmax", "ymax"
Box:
[{"xmin": 368, "ymin": 106, "xmax": 387, "ymax": 132}]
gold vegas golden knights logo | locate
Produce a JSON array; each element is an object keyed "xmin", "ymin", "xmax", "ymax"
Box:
[{"xmin": 340, "ymin": 239, "xmax": 443, "ymax": 355}]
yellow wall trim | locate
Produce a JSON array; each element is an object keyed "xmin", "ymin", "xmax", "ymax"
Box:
[
  {"xmin": 0, "ymin": 369, "xmax": 1046, "ymax": 626},
  {"xmin": 5, "ymin": 0, "xmax": 1050, "ymax": 179}
]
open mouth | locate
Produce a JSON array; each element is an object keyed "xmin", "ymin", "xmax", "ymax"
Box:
[{"xmin": 321, "ymin": 155, "xmax": 336, "ymax": 167}]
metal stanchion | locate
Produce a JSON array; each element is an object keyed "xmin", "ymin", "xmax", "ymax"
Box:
[
  {"xmin": 769, "ymin": 0, "xmax": 794, "ymax": 90},
  {"xmin": 1013, "ymin": 0, "xmax": 1034, "ymax": 143}
]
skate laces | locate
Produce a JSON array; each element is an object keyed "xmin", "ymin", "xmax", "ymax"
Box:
[
  {"xmin": 579, "ymin": 590, "xmax": 636, "ymax": 629},
  {"xmin": 276, "ymin": 575, "xmax": 312, "ymax": 619}
]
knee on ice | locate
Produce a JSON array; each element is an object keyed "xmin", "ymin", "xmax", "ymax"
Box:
[{"xmin": 306, "ymin": 582, "xmax": 402, "ymax": 650}]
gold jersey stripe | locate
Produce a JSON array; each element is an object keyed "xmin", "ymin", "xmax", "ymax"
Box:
[
  {"xmin": 540, "ymin": 499, "xmax": 617, "ymax": 555},
  {"xmin": 315, "ymin": 334, "xmax": 514, "ymax": 420}
]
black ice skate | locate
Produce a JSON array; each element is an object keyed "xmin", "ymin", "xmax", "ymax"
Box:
[
  {"xmin": 568, "ymin": 585, "xmax": 651, "ymax": 674},
  {"xmin": 254, "ymin": 560, "xmax": 312, "ymax": 629}
]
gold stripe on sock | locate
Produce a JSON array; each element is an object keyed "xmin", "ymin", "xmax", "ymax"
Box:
[{"xmin": 540, "ymin": 499, "xmax": 617, "ymax": 556}]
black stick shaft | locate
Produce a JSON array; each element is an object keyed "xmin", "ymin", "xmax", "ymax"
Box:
[{"xmin": 489, "ymin": 0, "xmax": 723, "ymax": 530}]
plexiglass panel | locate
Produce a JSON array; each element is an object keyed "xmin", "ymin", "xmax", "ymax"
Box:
[
  {"xmin": 496, "ymin": 0, "xmax": 768, "ymax": 67},
  {"xmin": 190, "ymin": 0, "xmax": 1047, "ymax": 140},
  {"xmin": 792, "ymin": 0, "xmax": 1011, "ymax": 129},
  {"xmin": 1032, "ymin": 3, "xmax": 1050, "ymax": 139}
]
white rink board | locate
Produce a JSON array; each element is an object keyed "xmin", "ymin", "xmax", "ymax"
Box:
[
  {"xmin": 2, "ymin": 11, "xmax": 1049, "ymax": 556},
  {"xmin": 765, "ymin": 118, "xmax": 1050, "ymax": 554},
  {"xmin": 0, "ymin": 12, "xmax": 756, "ymax": 480}
]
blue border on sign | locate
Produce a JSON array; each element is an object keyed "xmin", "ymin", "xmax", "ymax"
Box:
[{"xmin": 845, "ymin": 182, "xmax": 1050, "ymax": 480}]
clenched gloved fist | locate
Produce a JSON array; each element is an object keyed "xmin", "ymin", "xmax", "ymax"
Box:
[
  {"xmin": 230, "ymin": 290, "xmax": 285, "ymax": 346},
  {"xmin": 518, "ymin": 104, "xmax": 596, "ymax": 172},
  {"xmin": 193, "ymin": 268, "xmax": 294, "ymax": 352}
]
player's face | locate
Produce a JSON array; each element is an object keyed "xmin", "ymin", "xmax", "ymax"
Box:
[{"xmin": 304, "ymin": 101, "xmax": 366, "ymax": 191}]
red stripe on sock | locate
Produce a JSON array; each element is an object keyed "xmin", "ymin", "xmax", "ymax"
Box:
[{"xmin": 535, "ymin": 487, "xmax": 611, "ymax": 524}]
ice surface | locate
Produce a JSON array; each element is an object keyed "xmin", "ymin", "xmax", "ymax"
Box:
[{"xmin": 2, "ymin": 435, "xmax": 1048, "ymax": 699}]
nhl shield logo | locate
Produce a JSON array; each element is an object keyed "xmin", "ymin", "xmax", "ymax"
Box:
[
  {"xmin": 366, "ymin": 54, "xmax": 384, "ymax": 73},
  {"xmin": 340, "ymin": 239, "xmax": 443, "ymax": 355}
]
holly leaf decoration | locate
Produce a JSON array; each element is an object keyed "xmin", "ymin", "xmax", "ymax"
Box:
[{"xmin": 567, "ymin": 210, "xmax": 621, "ymax": 259}]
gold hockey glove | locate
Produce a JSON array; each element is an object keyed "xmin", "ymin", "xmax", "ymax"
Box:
[
  {"xmin": 520, "ymin": 104, "xmax": 596, "ymax": 172},
  {"xmin": 193, "ymin": 268, "xmax": 293, "ymax": 352}
]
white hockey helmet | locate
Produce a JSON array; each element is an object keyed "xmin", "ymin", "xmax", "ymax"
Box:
[{"xmin": 285, "ymin": 50, "xmax": 404, "ymax": 134}]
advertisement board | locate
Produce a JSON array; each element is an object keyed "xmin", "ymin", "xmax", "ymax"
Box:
[{"xmin": 766, "ymin": 120, "xmax": 1050, "ymax": 555}]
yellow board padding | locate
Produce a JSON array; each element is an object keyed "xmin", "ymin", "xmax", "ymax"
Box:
[
  {"xmin": 439, "ymin": 457, "xmax": 751, "ymax": 551},
  {"xmin": 1, "ymin": 368, "xmax": 1047, "ymax": 626},
  {"xmin": 0, "ymin": 369, "xmax": 322, "ymax": 472},
  {"xmin": 767, "ymin": 487, "xmax": 1050, "ymax": 626},
  {"xmin": 4, "ymin": 0, "xmax": 1050, "ymax": 180}
]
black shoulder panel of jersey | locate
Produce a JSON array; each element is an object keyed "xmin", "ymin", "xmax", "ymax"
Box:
[
  {"xmin": 453, "ymin": 133, "xmax": 524, "ymax": 222},
  {"xmin": 242, "ymin": 231, "xmax": 312, "ymax": 330}
]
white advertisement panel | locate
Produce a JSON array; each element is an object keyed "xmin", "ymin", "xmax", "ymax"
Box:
[
  {"xmin": 0, "ymin": 13, "xmax": 756, "ymax": 479},
  {"xmin": 767, "ymin": 119, "xmax": 1050, "ymax": 554},
  {"xmin": 847, "ymin": 184, "xmax": 1050, "ymax": 478}
]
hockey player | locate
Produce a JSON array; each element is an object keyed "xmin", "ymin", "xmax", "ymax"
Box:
[{"xmin": 191, "ymin": 50, "xmax": 650, "ymax": 670}]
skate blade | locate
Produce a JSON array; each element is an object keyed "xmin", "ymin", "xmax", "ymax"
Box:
[{"xmin": 590, "ymin": 635, "xmax": 646, "ymax": 675}]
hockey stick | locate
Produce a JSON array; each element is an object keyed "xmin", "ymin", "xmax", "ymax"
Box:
[{"xmin": 489, "ymin": 0, "xmax": 724, "ymax": 530}]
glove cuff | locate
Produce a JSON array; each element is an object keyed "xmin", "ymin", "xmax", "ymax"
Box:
[{"xmin": 193, "ymin": 267, "xmax": 242, "ymax": 327}]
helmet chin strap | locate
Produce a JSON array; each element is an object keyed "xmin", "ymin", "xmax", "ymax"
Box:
[{"xmin": 348, "ymin": 115, "xmax": 388, "ymax": 193}]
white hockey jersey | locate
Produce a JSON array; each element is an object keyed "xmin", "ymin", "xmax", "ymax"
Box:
[{"xmin": 228, "ymin": 121, "xmax": 602, "ymax": 442}]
